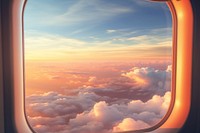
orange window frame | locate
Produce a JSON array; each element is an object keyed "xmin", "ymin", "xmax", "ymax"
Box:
[{"xmin": 0, "ymin": 0, "xmax": 193, "ymax": 132}]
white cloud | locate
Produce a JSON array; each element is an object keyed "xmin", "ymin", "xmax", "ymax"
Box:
[
  {"xmin": 127, "ymin": 35, "xmax": 150, "ymax": 41},
  {"xmin": 113, "ymin": 118, "xmax": 149, "ymax": 132},
  {"xmin": 122, "ymin": 65, "xmax": 172, "ymax": 91},
  {"xmin": 26, "ymin": 65, "xmax": 172, "ymax": 133},
  {"xmin": 26, "ymin": 91, "xmax": 107, "ymax": 118},
  {"xmin": 125, "ymin": 35, "xmax": 172, "ymax": 46},
  {"xmin": 67, "ymin": 91, "xmax": 170, "ymax": 133},
  {"xmin": 106, "ymin": 30, "xmax": 117, "ymax": 34},
  {"xmin": 27, "ymin": 91, "xmax": 171, "ymax": 133}
]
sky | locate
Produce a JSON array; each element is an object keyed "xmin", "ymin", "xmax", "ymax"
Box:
[
  {"xmin": 24, "ymin": 0, "xmax": 172, "ymax": 133},
  {"xmin": 24, "ymin": 0, "xmax": 172, "ymax": 61}
]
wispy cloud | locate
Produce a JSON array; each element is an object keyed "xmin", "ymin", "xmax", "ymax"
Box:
[
  {"xmin": 108, "ymin": 27, "xmax": 172, "ymax": 43},
  {"xmin": 25, "ymin": 28, "xmax": 172, "ymax": 61},
  {"xmin": 132, "ymin": 0, "xmax": 166, "ymax": 8},
  {"xmin": 106, "ymin": 30, "xmax": 117, "ymax": 34},
  {"xmin": 133, "ymin": 0, "xmax": 155, "ymax": 7},
  {"xmin": 41, "ymin": 0, "xmax": 133, "ymax": 26}
]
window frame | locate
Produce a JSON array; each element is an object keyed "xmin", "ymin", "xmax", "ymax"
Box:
[{"xmin": 0, "ymin": 0, "xmax": 193, "ymax": 132}]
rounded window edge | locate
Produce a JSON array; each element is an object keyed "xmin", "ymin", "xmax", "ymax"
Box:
[{"xmin": 6, "ymin": 0, "xmax": 193, "ymax": 133}]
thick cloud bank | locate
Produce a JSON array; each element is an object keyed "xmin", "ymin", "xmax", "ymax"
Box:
[{"xmin": 26, "ymin": 65, "xmax": 171, "ymax": 133}]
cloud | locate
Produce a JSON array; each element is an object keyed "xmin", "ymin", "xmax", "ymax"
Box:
[
  {"xmin": 88, "ymin": 76, "xmax": 97, "ymax": 83},
  {"xmin": 113, "ymin": 118, "xmax": 149, "ymax": 132},
  {"xmin": 26, "ymin": 65, "xmax": 172, "ymax": 133},
  {"xmin": 108, "ymin": 27, "xmax": 172, "ymax": 45},
  {"xmin": 127, "ymin": 35, "xmax": 150, "ymax": 41},
  {"xmin": 25, "ymin": 0, "xmax": 133, "ymax": 28},
  {"xmin": 26, "ymin": 91, "xmax": 107, "ymax": 118},
  {"xmin": 26, "ymin": 91, "xmax": 110, "ymax": 133},
  {"xmin": 122, "ymin": 65, "xmax": 171, "ymax": 91},
  {"xmin": 25, "ymin": 27, "xmax": 172, "ymax": 61},
  {"xmin": 47, "ymin": 0, "xmax": 133, "ymax": 26},
  {"xmin": 124, "ymin": 34, "xmax": 171, "ymax": 46},
  {"xmin": 27, "ymin": 91, "xmax": 171, "ymax": 133},
  {"xmin": 69, "ymin": 91, "xmax": 170, "ymax": 133},
  {"xmin": 132, "ymin": 0, "xmax": 168, "ymax": 9},
  {"xmin": 25, "ymin": 32, "xmax": 86, "ymax": 49},
  {"xmin": 133, "ymin": 0, "xmax": 155, "ymax": 7},
  {"xmin": 106, "ymin": 30, "xmax": 117, "ymax": 34},
  {"xmin": 68, "ymin": 101, "xmax": 123, "ymax": 133},
  {"xmin": 82, "ymin": 65, "xmax": 171, "ymax": 102}
]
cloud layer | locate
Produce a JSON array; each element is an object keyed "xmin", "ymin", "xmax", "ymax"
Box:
[{"xmin": 26, "ymin": 65, "xmax": 171, "ymax": 133}]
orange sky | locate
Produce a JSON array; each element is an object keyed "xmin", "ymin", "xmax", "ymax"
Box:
[{"xmin": 25, "ymin": 60, "xmax": 171, "ymax": 96}]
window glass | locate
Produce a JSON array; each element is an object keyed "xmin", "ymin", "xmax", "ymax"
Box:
[{"xmin": 24, "ymin": 0, "xmax": 172, "ymax": 133}]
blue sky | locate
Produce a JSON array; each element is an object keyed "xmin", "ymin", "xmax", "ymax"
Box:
[{"xmin": 24, "ymin": 0, "xmax": 172, "ymax": 61}]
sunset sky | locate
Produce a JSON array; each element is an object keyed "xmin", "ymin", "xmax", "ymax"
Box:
[
  {"xmin": 24, "ymin": 0, "xmax": 172, "ymax": 133},
  {"xmin": 24, "ymin": 0, "xmax": 172, "ymax": 61}
]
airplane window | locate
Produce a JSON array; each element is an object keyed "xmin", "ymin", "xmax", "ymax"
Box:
[{"xmin": 24, "ymin": 0, "xmax": 172, "ymax": 133}]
